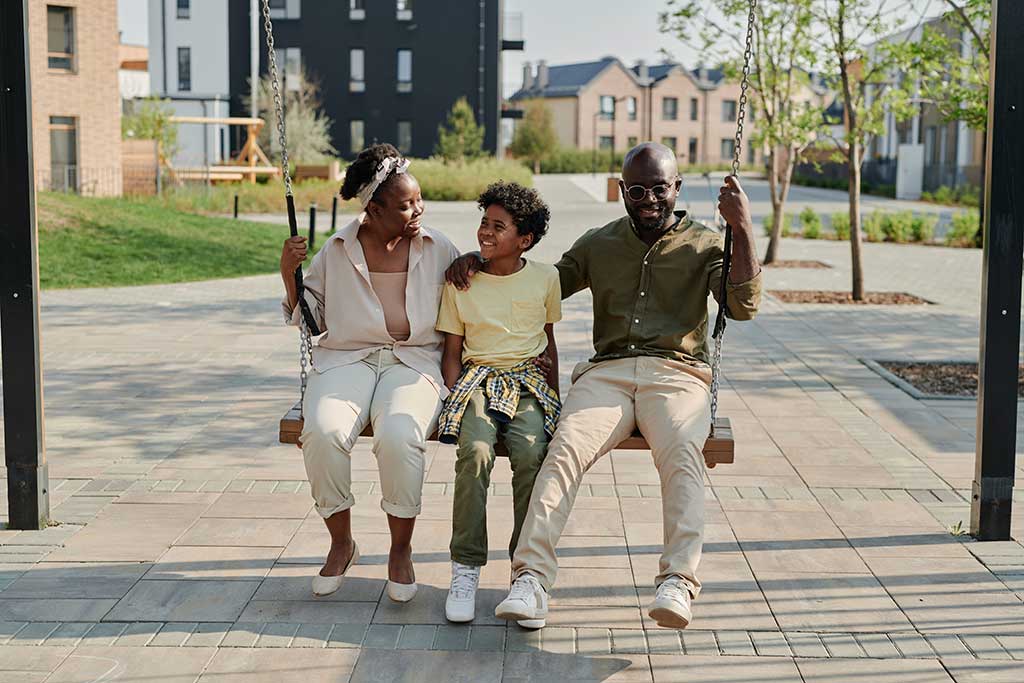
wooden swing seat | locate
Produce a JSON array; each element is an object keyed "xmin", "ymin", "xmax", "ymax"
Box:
[{"xmin": 278, "ymin": 402, "xmax": 733, "ymax": 468}]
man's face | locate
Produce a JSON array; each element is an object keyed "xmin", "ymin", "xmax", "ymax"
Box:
[{"xmin": 620, "ymin": 158, "xmax": 680, "ymax": 233}]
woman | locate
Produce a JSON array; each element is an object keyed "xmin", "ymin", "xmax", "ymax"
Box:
[{"xmin": 280, "ymin": 143, "xmax": 459, "ymax": 602}]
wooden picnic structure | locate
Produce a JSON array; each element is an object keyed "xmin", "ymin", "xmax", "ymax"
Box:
[{"xmin": 165, "ymin": 115, "xmax": 280, "ymax": 184}]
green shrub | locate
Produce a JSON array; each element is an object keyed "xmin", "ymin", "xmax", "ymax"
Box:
[
  {"xmin": 920, "ymin": 184, "xmax": 981, "ymax": 208},
  {"xmin": 830, "ymin": 212, "xmax": 850, "ymax": 240},
  {"xmin": 538, "ymin": 148, "xmax": 624, "ymax": 174},
  {"xmin": 763, "ymin": 212, "xmax": 793, "ymax": 238},
  {"xmin": 883, "ymin": 211, "xmax": 914, "ymax": 243},
  {"xmin": 911, "ymin": 214, "xmax": 938, "ymax": 243},
  {"xmin": 412, "ymin": 156, "xmax": 533, "ymax": 200},
  {"xmin": 799, "ymin": 207, "xmax": 821, "ymax": 239},
  {"xmin": 946, "ymin": 210, "xmax": 981, "ymax": 247},
  {"xmin": 862, "ymin": 211, "xmax": 886, "ymax": 242}
]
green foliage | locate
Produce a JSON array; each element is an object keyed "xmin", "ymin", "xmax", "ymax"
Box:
[
  {"xmin": 535, "ymin": 148, "xmax": 625, "ymax": 174},
  {"xmin": 410, "ymin": 156, "xmax": 532, "ymax": 200},
  {"xmin": 920, "ymin": 184, "xmax": 980, "ymax": 207},
  {"xmin": 799, "ymin": 207, "xmax": 821, "ymax": 239},
  {"xmin": 36, "ymin": 191, "xmax": 318, "ymax": 289},
  {"xmin": 435, "ymin": 97, "xmax": 486, "ymax": 163},
  {"xmin": 862, "ymin": 211, "xmax": 885, "ymax": 242},
  {"xmin": 510, "ymin": 100, "xmax": 559, "ymax": 173},
  {"xmin": 763, "ymin": 212, "xmax": 793, "ymax": 238},
  {"xmin": 911, "ymin": 214, "xmax": 938, "ymax": 243},
  {"xmin": 122, "ymin": 98, "xmax": 179, "ymax": 159},
  {"xmin": 830, "ymin": 212, "xmax": 850, "ymax": 240},
  {"xmin": 882, "ymin": 211, "xmax": 914, "ymax": 243},
  {"xmin": 247, "ymin": 67, "xmax": 337, "ymax": 163},
  {"xmin": 947, "ymin": 210, "xmax": 981, "ymax": 247}
]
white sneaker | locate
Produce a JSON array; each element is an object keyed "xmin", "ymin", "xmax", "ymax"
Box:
[
  {"xmin": 445, "ymin": 562, "xmax": 481, "ymax": 623},
  {"xmin": 647, "ymin": 576, "xmax": 693, "ymax": 629},
  {"xmin": 495, "ymin": 573, "xmax": 548, "ymax": 627}
]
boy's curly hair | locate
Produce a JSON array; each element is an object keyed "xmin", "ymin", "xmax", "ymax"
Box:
[{"xmin": 477, "ymin": 181, "xmax": 550, "ymax": 251}]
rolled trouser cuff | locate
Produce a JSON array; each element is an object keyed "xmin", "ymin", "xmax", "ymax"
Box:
[{"xmin": 381, "ymin": 498, "xmax": 421, "ymax": 518}]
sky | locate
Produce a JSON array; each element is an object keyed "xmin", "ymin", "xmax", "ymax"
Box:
[{"xmin": 116, "ymin": 0, "xmax": 698, "ymax": 97}]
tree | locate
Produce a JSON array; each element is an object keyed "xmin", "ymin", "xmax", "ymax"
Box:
[
  {"xmin": 246, "ymin": 67, "xmax": 337, "ymax": 163},
  {"xmin": 814, "ymin": 0, "xmax": 916, "ymax": 300},
  {"xmin": 661, "ymin": 0, "xmax": 827, "ymax": 265},
  {"xmin": 122, "ymin": 97, "xmax": 179, "ymax": 161},
  {"xmin": 891, "ymin": 0, "xmax": 989, "ymax": 245},
  {"xmin": 510, "ymin": 100, "xmax": 558, "ymax": 173},
  {"xmin": 435, "ymin": 97, "xmax": 485, "ymax": 163}
]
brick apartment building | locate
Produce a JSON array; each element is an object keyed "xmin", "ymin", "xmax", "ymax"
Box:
[
  {"xmin": 28, "ymin": 0, "xmax": 122, "ymax": 196},
  {"xmin": 511, "ymin": 56, "xmax": 827, "ymax": 168}
]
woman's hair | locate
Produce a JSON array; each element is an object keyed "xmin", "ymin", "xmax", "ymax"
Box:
[
  {"xmin": 339, "ymin": 143, "xmax": 404, "ymax": 202},
  {"xmin": 477, "ymin": 181, "xmax": 551, "ymax": 251}
]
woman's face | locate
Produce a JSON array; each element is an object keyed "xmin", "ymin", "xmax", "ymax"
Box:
[{"xmin": 368, "ymin": 173, "xmax": 424, "ymax": 241}]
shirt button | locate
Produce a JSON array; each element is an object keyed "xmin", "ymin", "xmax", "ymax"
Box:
[
  {"xmin": 634, "ymin": 318, "xmax": 640, "ymax": 323},
  {"xmin": 629, "ymin": 344, "xmax": 636, "ymax": 350},
  {"xmin": 643, "ymin": 260, "xmax": 648, "ymax": 265},
  {"xmin": 640, "ymin": 292, "xmax": 646, "ymax": 297}
]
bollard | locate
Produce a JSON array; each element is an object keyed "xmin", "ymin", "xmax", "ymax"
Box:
[
  {"xmin": 233, "ymin": 194, "xmax": 239, "ymax": 219},
  {"xmin": 308, "ymin": 203, "xmax": 317, "ymax": 251},
  {"xmin": 331, "ymin": 196, "xmax": 338, "ymax": 232}
]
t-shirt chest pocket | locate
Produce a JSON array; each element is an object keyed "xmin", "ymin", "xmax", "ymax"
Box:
[{"xmin": 509, "ymin": 300, "xmax": 545, "ymax": 332}]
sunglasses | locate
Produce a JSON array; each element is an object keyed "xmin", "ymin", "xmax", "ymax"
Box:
[{"xmin": 622, "ymin": 178, "xmax": 679, "ymax": 202}]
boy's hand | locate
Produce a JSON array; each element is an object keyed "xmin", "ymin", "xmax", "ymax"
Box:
[{"xmin": 445, "ymin": 252, "xmax": 484, "ymax": 290}]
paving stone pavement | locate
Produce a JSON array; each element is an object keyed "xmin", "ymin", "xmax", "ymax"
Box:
[{"xmin": 1, "ymin": 175, "xmax": 1022, "ymax": 681}]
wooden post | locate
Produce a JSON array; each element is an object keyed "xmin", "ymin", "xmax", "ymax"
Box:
[
  {"xmin": 1, "ymin": 0, "xmax": 50, "ymax": 530},
  {"xmin": 247, "ymin": 123, "xmax": 257, "ymax": 184},
  {"xmin": 971, "ymin": 0, "xmax": 1023, "ymax": 541},
  {"xmin": 330, "ymin": 196, "xmax": 338, "ymax": 232},
  {"xmin": 233, "ymin": 194, "xmax": 239, "ymax": 219}
]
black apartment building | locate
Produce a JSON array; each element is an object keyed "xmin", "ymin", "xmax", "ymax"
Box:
[{"xmin": 228, "ymin": 0, "xmax": 519, "ymax": 159}]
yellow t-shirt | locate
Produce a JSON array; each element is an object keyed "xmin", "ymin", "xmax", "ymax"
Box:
[{"xmin": 436, "ymin": 260, "xmax": 562, "ymax": 369}]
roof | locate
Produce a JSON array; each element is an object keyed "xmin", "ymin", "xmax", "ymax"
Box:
[{"xmin": 511, "ymin": 57, "xmax": 621, "ymax": 100}]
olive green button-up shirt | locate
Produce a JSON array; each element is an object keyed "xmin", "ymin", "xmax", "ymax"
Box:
[{"xmin": 554, "ymin": 211, "xmax": 762, "ymax": 370}]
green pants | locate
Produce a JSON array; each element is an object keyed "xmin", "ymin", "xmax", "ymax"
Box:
[{"xmin": 450, "ymin": 389, "xmax": 549, "ymax": 566}]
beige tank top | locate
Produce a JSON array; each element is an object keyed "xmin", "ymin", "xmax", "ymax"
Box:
[{"xmin": 369, "ymin": 271, "xmax": 411, "ymax": 341}]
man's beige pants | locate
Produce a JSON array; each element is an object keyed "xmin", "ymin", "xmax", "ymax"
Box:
[
  {"xmin": 301, "ymin": 348, "xmax": 442, "ymax": 519},
  {"xmin": 511, "ymin": 356, "xmax": 711, "ymax": 596}
]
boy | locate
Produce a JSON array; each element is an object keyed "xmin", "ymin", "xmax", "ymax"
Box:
[{"xmin": 435, "ymin": 181, "xmax": 561, "ymax": 625}]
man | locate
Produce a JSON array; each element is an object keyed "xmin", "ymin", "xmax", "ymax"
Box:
[{"xmin": 448, "ymin": 143, "xmax": 761, "ymax": 629}]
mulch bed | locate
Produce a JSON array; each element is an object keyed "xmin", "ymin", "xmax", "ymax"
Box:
[
  {"xmin": 761, "ymin": 260, "xmax": 831, "ymax": 269},
  {"xmin": 878, "ymin": 361, "xmax": 1024, "ymax": 398},
  {"xmin": 769, "ymin": 290, "xmax": 932, "ymax": 305}
]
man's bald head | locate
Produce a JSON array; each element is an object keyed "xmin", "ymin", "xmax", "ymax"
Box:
[{"xmin": 622, "ymin": 142, "xmax": 678, "ymax": 179}]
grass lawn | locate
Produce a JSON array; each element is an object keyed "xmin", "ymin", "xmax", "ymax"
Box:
[{"xmin": 37, "ymin": 191, "xmax": 309, "ymax": 289}]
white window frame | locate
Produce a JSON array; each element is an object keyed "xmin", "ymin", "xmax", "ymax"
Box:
[
  {"xmin": 397, "ymin": 121, "xmax": 413, "ymax": 154},
  {"xmin": 350, "ymin": 120, "xmax": 365, "ymax": 155},
  {"xmin": 397, "ymin": 49, "xmax": 412, "ymax": 93},
  {"xmin": 350, "ymin": 0, "xmax": 365, "ymax": 20},
  {"xmin": 397, "ymin": 0, "xmax": 413, "ymax": 21},
  {"xmin": 350, "ymin": 48, "xmax": 365, "ymax": 92}
]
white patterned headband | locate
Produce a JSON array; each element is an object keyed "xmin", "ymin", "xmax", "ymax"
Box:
[{"xmin": 356, "ymin": 156, "xmax": 411, "ymax": 208}]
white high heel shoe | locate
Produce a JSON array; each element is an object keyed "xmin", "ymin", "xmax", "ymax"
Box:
[
  {"xmin": 386, "ymin": 579, "xmax": 418, "ymax": 602},
  {"xmin": 311, "ymin": 544, "xmax": 359, "ymax": 597}
]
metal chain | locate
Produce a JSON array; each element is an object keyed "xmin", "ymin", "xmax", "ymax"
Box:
[
  {"xmin": 710, "ymin": 0, "xmax": 757, "ymax": 428},
  {"xmin": 261, "ymin": 0, "xmax": 293, "ymax": 197}
]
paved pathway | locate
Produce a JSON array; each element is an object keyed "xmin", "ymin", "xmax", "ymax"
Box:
[{"xmin": 0, "ymin": 175, "xmax": 1022, "ymax": 681}]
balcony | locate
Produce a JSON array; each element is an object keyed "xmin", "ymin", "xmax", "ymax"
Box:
[{"xmin": 502, "ymin": 12, "xmax": 524, "ymax": 51}]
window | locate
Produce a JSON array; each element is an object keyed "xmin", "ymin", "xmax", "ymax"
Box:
[
  {"xmin": 46, "ymin": 6, "xmax": 74, "ymax": 71},
  {"xmin": 397, "ymin": 121, "xmax": 412, "ymax": 154},
  {"xmin": 689, "ymin": 97, "xmax": 699, "ymax": 121},
  {"xmin": 627, "ymin": 136, "xmax": 638, "ymax": 148},
  {"xmin": 350, "ymin": 48, "xmax": 365, "ymax": 92},
  {"xmin": 722, "ymin": 99, "xmax": 737, "ymax": 122},
  {"xmin": 49, "ymin": 116, "xmax": 77, "ymax": 192},
  {"xmin": 397, "ymin": 50, "xmax": 412, "ymax": 92},
  {"xmin": 599, "ymin": 95, "xmax": 614, "ymax": 120},
  {"xmin": 177, "ymin": 47, "xmax": 191, "ymax": 92},
  {"xmin": 626, "ymin": 96, "xmax": 637, "ymax": 121},
  {"xmin": 177, "ymin": 0, "xmax": 189, "ymax": 19},
  {"xmin": 268, "ymin": 0, "xmax": 287, "ymax": 19},
  {"xmin": 747, "ymin": 142, "xmax": 756, "ymax": 164},
  {"xmin": 397, "ymin": 0, "xmax": 413, "ymax": 20},
  {"xmin": 721, "ymin": 138, "xmax": 736, "ymax": 160},
  {"xmin": 350, "ymin": 120, "xmax": 365, "ymax": 155},
  {"xmin": 275, "ymin": 48, "xmax": 301, "ymax": 92},
  {"xmin": 662, "ymin": 97, "xmax": 678, "ymax": 121},
  {"xmin": 661, "ymin": 137, "xmax": 677, "ymax": 153},
  {"xmin": 688, "ymin": 137, "xmax": 698, "ymax": 164},
  {"xmin": 350, "ymin": 0, "xmax": 365, "ymax": 20},
  {"xmin": 598, "ymin": 136, "xmax": 614, "ymax": 150}
]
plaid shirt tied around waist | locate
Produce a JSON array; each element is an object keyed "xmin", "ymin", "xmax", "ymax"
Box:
[{"xmin": 437, "ymin": 360, "xmax": 561, "ymax": 445}]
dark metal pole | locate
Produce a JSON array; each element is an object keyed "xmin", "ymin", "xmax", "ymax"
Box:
[
  {"xmin": 971, "ymin": 0, "xmax": 1023, "ymax": 541},
  {"xmin": 330, "ymin": 196, "xmax": 338, "ymax": 232},
  {"xmin": 1, "ymin": 0, "xmax": 50, "ymax": 530},
  {"xmin": 233, "ymin": 194, "xmax": 239, "ymax": 219},
  {"xmin": 308, "ymin": 203, "xmax": 317, "ymax": 251}
]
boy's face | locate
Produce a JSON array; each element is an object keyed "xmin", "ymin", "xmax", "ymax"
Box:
[{"xmin": 477, "ymin": 204, "xmax": 532, "ymax": 261}]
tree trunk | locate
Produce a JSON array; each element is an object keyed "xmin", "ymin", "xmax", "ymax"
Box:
[
  {"xmin": 849, "ymin": 143, "xmax": 865, "ymax": 301},
  {"xmin": 533, "ymin": 158, "xmax": 541, "ymax": 174},
  {"xmin": 764, "ymin": 150, "xmax": 782, "ymax": 264}
]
